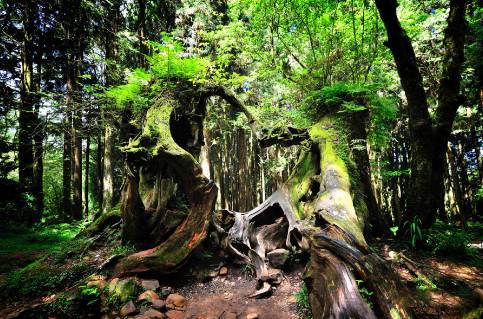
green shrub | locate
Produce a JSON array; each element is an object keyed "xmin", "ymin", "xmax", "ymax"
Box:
[
  {"xmin": 294, "ymin": 283, "xmax": 313, "ymax": 319},
  {"xmin": 1, "ymin": 260, "xmax": 91, "ymax": 298},
  {"xmin": 356, "ymin": 279, "xmax": 374, "ymax": 308},
  {"xmin": 423, "ymin": 221, "xmax": 473, "ymax": 257}
]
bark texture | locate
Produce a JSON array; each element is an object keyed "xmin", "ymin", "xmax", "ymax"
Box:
[
  {"xmin": 375, "ymin": 0, "xmax": 467, "ymax": 227},
  {"xmin": 109, "ymin": 83, "xmax": 412, "ymax": 318}
]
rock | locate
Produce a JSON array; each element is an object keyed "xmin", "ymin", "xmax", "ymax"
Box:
[
  {"xmin": 87, "ymin": 279, "xmax": 107, "ymax": 290},
  {"xmin": 120, "ymin": 301, "xmax": 137, "ymax": 317},
  {"xmin": 160, "ymin": 287, "xmax": 173, "ymax": 298},
  {"xmin": 267, "ymin": 248, "xmax": 290, "ymax": 268},
  {"xmin": 219, "ymin": 266, "xmax": 228, "ymax": 276},
  {"xmin": 166, "ymin": 293, "xmax": 186, "ymax": 308},
  {"xmin": 266, "ymin": 269, "xmax": 283, "ymax": 285},
  {"xmin": 288, "ymin": 295, "xmax": 297, "ymax": 303},
  {"xmin": 166, "ymin": 310, "xmax": 185, "ymax": 319},
  {"xmin": 223, "ymin": 312, "xmax": 237, "ymax": 319},
  {"xmin": 246, "ymin": 313, "xmax": 258, "ymax": 319},
  {"xmin": 109, "ymin": 278, "xmax": 120, "ymax": 293},
  {"xmin": 109, "ymin": 277, "xmax": 141, "ymax": 303},
  {"xmin": 150, "ymin": 299, "xmax": 166, "ymax": 311},
  {"xmin": 143, "ymin": 308, "xmax": 165, "ymax": 319},
  {"xmin": 141, "ymin": 279, "xmax": 160, "ymax": 291},
  {"xmin": 138, "ymin": 290, "xmax": 160, "ymax": 302}
]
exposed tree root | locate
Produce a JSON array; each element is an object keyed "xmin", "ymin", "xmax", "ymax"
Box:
[{"xmin": 105, "ymin": 83, "xmax": 413, "ymax": 318}]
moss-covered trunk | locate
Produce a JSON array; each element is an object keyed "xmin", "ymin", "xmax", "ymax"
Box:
[{"xmin": 109, "ymin": 84, "xmax": 412, "ymax": 318}]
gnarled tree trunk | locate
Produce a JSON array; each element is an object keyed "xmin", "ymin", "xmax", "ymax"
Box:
[{"xmin": 110, "ymin": 83, "xmax": 412, "ymax": 318}]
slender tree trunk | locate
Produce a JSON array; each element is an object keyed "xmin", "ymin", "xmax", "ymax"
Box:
[
  {"xmin": 102, "ymin": 120, "xmax": 115, "ymax": 213},
  {"xmin": 96, "ymin": 120, "xmax": 103, "ymax": 209},
  {"xmin": 19, "ymin": 0, "xmax": 35, "ymax": 207},
  {"xmin": 72, "ymin": 101, "xmax": 83, "ymax": 219},
  {"xmin": 137, "ymin": 0, "xmax": 146, "ymax": 67},
  {"xmin": 71, "ymin": 30, "xmax": 84, "ymax": 220},
  {"xmin": 446, "ymin": 144, "xmax": 466, "ymax": 225},
  {"xmin": 84, "ymin": 124, "xmax": 90, "ymax": 218},
  {"xmin": 101, "ymin": 0, "xmax": 121, "ymax": 214},
  {"xmin": 32, "ymin": 28, "xmax": 44, "ymax": 218}
]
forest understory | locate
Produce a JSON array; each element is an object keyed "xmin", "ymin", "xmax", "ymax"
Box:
[
  {"xmin": 1, "ymin": 0, "xmax": 482, "ymax": 318},
  {"xmin": 0, "ymin": 221, "xmax": 481, "ymax": 319}
]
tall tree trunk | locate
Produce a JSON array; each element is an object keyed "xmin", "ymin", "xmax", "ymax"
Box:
[
  {"xmin": 72, "ymin": 99, "xmax": 83, "ymax": 219},
  {"xmin": 84, "ymin": 124, "xmax": 90, "ymax": 219},
  {"xmin": 19, "ymin": 0, "xmax": 35, "ymax": 210},
  {"xmin": 137, "ymin": 0, "xmax": 146, "ymax": 67},
  {"xmin": 95, "ymin": 120, "xmax": 103, "ymax": 210},
  {"xmin": 71, "ymin": 21, "xmax": 84, "ymax": 220},
  {"xmin": 446, "ymin": 144, "xmax": 466, "ymax": 225},
  {"xmin": 430, "ymin": 0, "xmax": 466, "ymax": 224},
  {"xmin": 32, "ymin": 26, "xmax": 44, "ymax": 219},
  {"xmin": 102, "ymin": 120, "xmax": 115, "ymax": 213},
  {"xmin": 63, "ymin": 105, "xmax": 72, "ymax": 217},
  {"xmin": 375, "ymin": 0, "xmax": 466, "ymax": 228},
  {"xmin": 101, "ymin": 0, "xmax": 121, "ymax": 214}
]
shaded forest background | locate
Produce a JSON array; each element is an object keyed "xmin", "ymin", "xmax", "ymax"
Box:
[
  {"xmin": 0, "ymin": 0, "xmax": 483, "ymax": 318},
  {"xmin": 1, "ymin": 0, "xmax": 481, "ymax": 231}
]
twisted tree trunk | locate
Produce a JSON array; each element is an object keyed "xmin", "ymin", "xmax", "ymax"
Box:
[{"xmin": 110, "ymin": 83, "xmax": 412, "ymax": 318}]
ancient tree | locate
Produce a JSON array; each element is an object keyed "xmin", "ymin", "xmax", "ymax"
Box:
[{"xmin": 104, "ymin": 79, "xmax": 413, "ymax": 319}]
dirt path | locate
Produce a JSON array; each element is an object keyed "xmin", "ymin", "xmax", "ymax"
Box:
[{"xmin": 166, "ymin": 266, "xmax": 304, "ymax": 319}]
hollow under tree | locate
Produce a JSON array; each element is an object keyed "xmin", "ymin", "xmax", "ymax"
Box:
[{"xmin": 108, "ymin": 80, "xmax": 413, "ymax": 319}]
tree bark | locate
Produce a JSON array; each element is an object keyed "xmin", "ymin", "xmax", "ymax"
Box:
[
  {"xmin": 430, "ymin": 0, "xmax": 467, "ymax": 224},
  {"xmin": 374, "ymin": 0, "xmax": 466, "ymax": 228},
  {"xmin": 137, "ymin": 0, "xmax": 147, "ymax": 68},
  {"xmin": 31, "ymin": 21, "xmax": 44, "ymax": 220},
  {"xmin": 19, "ymin": 0, "xmax": 35, "ymax": 207},
  {"xmin": 84, "ymin": 125, "xmax": 90, "ymax": 219},
  {"xmin": 102, "ymin": 0, "xmax": 122, "ymax": 214},
  {"xmin": 374, "ymin": 0, "xmax": 433, "ymax": 227}
]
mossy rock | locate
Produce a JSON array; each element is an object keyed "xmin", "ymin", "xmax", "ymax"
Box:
[{"xmin": 105, "ymin": 277, "xmax": 141, "ymax": 304}]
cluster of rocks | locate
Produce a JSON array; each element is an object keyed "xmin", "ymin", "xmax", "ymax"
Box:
[
  {"xmin": 85, "ymin": 276, "xmax": 186, "ymax": 319},
  {"xmin": 86, "ymin": 265, "xmax": 262, "ymax": 319}
]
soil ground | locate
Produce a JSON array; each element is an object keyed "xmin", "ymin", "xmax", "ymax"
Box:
[
  {"xmin": 172, "ymin": 266, "xmax": 303, "ymax": 319},
  {"xmin": 0, "ymin": 224, "xmax": 481, "ymax": 319}
]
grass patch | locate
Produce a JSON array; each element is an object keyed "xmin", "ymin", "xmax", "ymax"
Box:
[
  {"xmin": 0, "ymin": 223, "xmax": 83, "ymax": 273},
  {"xmin": 294, "ymin": 282, "xmax": 313, "ymax": 319}
]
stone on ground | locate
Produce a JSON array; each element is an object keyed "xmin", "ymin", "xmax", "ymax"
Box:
[
  {"xmin": 143, "ymin": 308, "xmax": 165, "ymax": 318},
  {"xmin": 150, "ymin": 299, "xmax": 166, "ymax": 310},
  {"xmin": 120, "ymin": 300, "xmax": 137, "ymax": 317},
  {"xmin": 246, "ymin": 313, "xmax": 259, "ymax": 319},
  {"xmin": 160, "ymin": 286, "xmax": 173, "ymax": 298},
  {"xmin": 223, "ymin": 312, "xmax": 237, "ymax": 319},
  {"xmin": 166, "ymin": 310, "xmax": 185, "ymax": 319},
  {"xmin": 219, "ymin": 266, "xmax": 229, "ymax": 276},
  {"xmin": 138, "ymin": 290, "xmax": 160, "ymax": 302},
  {"xmin": 109, "ymin": 277, "xmax": 140, "ymax": 303},
  {"xmin": 141, "ymin": 279, "xmax": 160, "ymax": 291},
  {"xmin": 166, "ymin": 293, "xmax": 186, "ymax": 308}
]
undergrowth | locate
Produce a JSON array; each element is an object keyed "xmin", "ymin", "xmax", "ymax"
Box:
[{"xmin": 294, "ymin": 283, "xmax": 313, "ymax": 319}]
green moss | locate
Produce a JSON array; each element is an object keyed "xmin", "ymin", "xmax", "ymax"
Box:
[
  {"xmin": 108, "ymin": 277, "xmax": 140, "ymax": 303},
  {"xmin": 286, "ymin": 150, "xmax": 319, "ymax": 219},
  {"xmin": 310, "ymin": 121, "xmax": 366, "ymax": 245}
]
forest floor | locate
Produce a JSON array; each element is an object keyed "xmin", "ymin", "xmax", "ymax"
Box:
[
  {"xmin": 0, "ymin": 223, "xmax": 481, "ymax": 319},
  {"xmin": 372, "ymin": 239, "xmax": 483, "ymax": 319}
]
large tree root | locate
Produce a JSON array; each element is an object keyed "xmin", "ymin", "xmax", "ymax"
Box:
[{"xmin": 108, "ymin": 83, "xmax": 412, "ymax": 318}]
